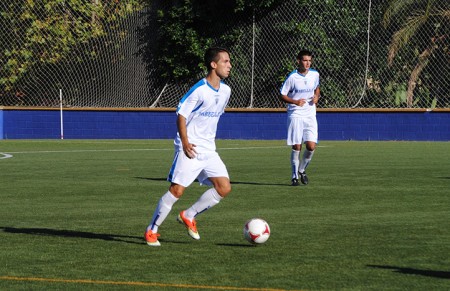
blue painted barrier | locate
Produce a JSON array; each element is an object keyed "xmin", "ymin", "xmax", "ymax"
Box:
[{"xmin": 0, "ymin": 108, "xmax": 449, "ymax": 141}]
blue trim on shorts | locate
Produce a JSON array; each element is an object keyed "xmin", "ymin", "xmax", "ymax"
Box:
[{"xmin": 167, "ymin": 151, "xmax": 180, "ymax": 182}]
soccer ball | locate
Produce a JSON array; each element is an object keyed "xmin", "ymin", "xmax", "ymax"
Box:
[{"xmin": 243, "ymin": 218, "xmax": 270, "ymax": 244}]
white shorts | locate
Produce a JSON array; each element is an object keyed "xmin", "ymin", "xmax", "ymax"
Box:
[
  {"xmin": 287, "ymin": 115, "xmax": 318, "ymax": 145},
  {"xmin": 167, "ymin": 151, "xmax": 229, "ymax": 187}
]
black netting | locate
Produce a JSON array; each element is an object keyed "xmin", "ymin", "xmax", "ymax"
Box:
[{"xmin": 1, "ymin": 0, "xmax": 449, "ymax": 109}]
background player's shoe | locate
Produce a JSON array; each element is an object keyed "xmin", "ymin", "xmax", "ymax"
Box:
[
  {"xmin": 144, "ymin": 230, "xmax": 161, "ymax": 246},
  {"xmin": 299, "ymin": 171, "xmax": 309, "ymax": 185},
  {"xmin": 177, "ymin": 211, "xmax": 200, "ymax": 240},
  {"xmin": 291, "ymin": 178, "xmax": 299, "ymax": 186}
]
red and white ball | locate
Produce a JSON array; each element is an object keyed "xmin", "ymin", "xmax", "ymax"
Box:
[{"xmin": 243, "ymin": 218, "xmax": 270, "ymax": 244}]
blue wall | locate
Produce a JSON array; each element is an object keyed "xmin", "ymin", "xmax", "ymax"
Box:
[
  {"xmin": 0, "ymin": 109, "xmax": 3, "ymax": 139},
  {"xmin": 1, "ymin": 109, "xmax": 449, "ymax": 141}
]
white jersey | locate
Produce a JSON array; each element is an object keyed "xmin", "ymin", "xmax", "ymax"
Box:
[
  {"xmin": 175, "ymin": 78, "xmax": 231, "ymax": 153},
  {"xmin": 280, "ymin": 69, "xmax": 320, "ymax": 118}
]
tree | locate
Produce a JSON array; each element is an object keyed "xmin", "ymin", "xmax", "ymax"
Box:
[
  {"xmin": 383, "ymin": 0, "xmax": 449, "ymax": 107},
  {"xmin": 145, "ymin": 0, "xmax": 284, "ymax": 82},
  {"xmin": 0, "ymin": 0, "xmax": 142, "ymax": 95}
]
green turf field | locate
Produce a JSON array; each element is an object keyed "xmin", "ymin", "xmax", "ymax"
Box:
[{"xmin": 0, "ymin": 140, "xmax": 449, "ymax": 290}]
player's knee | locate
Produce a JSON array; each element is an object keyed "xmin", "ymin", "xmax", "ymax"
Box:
[
  {"xmin": 169, "ymin": 184, "xmax": 185, "ymax": 198},
  {"xmin": 216, "ymin": 183, "xmax": 231, "ymax": 197},
  {"xmin": 306, "ymin": 143, "xmax": 316, "ymax": 151}
]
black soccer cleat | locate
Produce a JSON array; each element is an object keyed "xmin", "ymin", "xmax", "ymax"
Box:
[
  {"xmin": 291, "ymin": 178, "xmax": 299, "ymax": 186},
  {"xmin": 299, "ymin": 171, "xmax": 309, "ymax": 185}
]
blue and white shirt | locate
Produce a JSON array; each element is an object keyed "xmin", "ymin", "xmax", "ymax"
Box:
[
  {"xmin": 280, "ymin": 69, "xmax": 320, "ymax": 117},
  {"xmin": 175, "ymin": 78, "xmax": 231, "ymax": 153}
]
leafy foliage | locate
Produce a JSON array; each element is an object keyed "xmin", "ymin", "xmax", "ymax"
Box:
[
  {"xmin": 146, "ymin": 0, "xmax": 284, "ymax": 81},
  {"xmin": 382, "ymin": 0, "xmax": 450, "ymax": 107},
  {"xmin": 1, "ymin": 0, "xmax": 142, "ymax": 92}
]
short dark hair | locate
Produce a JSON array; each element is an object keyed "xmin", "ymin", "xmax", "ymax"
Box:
[
  {"xmin": 204, "ymin": 47, "xmax": 230, "ymax": 71},
  {"xmin": 296, "ymin": 50, "xmax": 312, "ymax": 60}
]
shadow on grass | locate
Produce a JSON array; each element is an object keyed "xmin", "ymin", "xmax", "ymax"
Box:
[
  {"xmin": 231, "ymin": 181, "xmax": 293, "ymax": 186},
  {"xmin": 216, "ymin": 243, "xmax": 255, "ymax": 247},
  {"xmin": 1, "ymin": 226, "xmax": 146, "ymax": 245},
  {"xmin": 135, "ymin": 176, "xmax": 291, "ymax": 187},
  {"xmin": 135, "ymin": 177, "xmax": 167, "ymax": 182},
  {"xmin": 1, "ymin": 226, "xmax": 193, "ymax": 246},
  {"xmin": 368, "ymin": 265, "xmax": 450, "ymax": 279},
  {"xmin": 1, "ymin": 227, "xmax": 271, "ymax": 247}
]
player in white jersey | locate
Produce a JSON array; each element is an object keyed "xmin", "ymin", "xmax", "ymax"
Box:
[
  {"xmin": 145, "ymin": 47, "xmax": 232, "ymax": 246},
  {"xmin": 280, "ymin": 50, "xmax": 320, "ymax": 186}
]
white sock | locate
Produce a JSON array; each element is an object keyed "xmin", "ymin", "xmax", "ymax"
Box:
[
  {"xmin": 147, "ymin": 191, "xmax": 178, "ymax": 233},
  {"xmin": 185, "ymin": 188, "xmax": 222, "ymax": 220},
  {"xmin": 291, "ymin": 150, "xmax": 300, "ymax": 179},
  {"xmin": 299, "ymin": 149, "xmax": 314, "ymax": 173}
]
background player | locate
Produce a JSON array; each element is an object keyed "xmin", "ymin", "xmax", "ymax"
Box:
[{"xmin": 279, "ymin": 49, "xmax": 320, "ymax": 186}]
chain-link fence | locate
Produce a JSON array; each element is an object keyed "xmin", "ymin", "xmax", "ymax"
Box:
[{"xmin": 1, "ymin": 0, "xmax": 449, "ymax": 109}]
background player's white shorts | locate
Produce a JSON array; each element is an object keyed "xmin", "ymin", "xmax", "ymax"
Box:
[
  {"xmin": 168, "ymin": 151, "xmax": 229, "ymax": 187},
  {"xmin": 287, "ymin": 115, "xmax": 318, "ymax": 145}
]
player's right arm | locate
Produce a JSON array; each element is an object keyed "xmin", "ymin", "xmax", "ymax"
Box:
[
  {"xmin": 279, "ymin": 74, "xmax": 304, "ymax": 107},
  {"xmin": 176, "ymin": 83, "xmax": 203, "ymax": 158},
  {"xmin": 280, "ymin": 94, "xmax": 304, "ymax": 106},
  {"xmin": 177, "ymin": 114, "xmax": 197, "ymax": 158}
]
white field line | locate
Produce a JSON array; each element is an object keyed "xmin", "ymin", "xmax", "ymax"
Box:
[
  {"xmin": 1, "ymin": 145, "xmax": 329, "ymax": 158},
  {"xmin": 2, "ymin": 146, "xmax": 283, "ymax": 155},
  {"xmin": 0, "ymin": 153, "xmax": 13, "ymax": 159}
]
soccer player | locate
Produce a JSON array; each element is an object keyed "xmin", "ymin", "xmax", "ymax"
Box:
[
  {"xmin": 144, "ymin": 47, "xmax": 232, "ymax": 246},
  {"xmin": 279, "ymin": 50, "xmax": 320, "ymax": 186}
]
